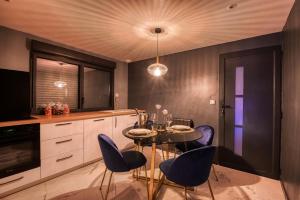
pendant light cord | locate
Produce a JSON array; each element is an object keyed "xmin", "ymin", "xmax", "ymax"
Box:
[{"xmin": 156, "ymin": 32, "xmax": 159, "ymax": 63}]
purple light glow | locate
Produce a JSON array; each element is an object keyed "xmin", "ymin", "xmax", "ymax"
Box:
[
  {"xmin": 234, "ymin": 127, "xmax": 243, "ymax": 156},
  {"xmin": 235, "ymin": 97, "xmax": 244, "ymax": 126},
  {"xmin": 235, "ymin": 67, "xmax": 244, "ymax": 95},
  {"xmin": 234, "ymin": 66, "xmax": 244, "ymax": 156}
]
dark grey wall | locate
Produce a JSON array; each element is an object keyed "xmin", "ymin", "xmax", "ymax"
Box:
[
  {"xmin": 128, "ymin": 32, "xmax": 282, "ymax": 145},
  {"xmin": 281, "ymin": 0, "xmax": 300, "ymax": 199}
]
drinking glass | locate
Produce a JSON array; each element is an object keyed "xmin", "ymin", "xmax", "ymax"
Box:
[
  {"xmin": 150, "ymin": 113, "xmax": 158, "ymax": 131},
  {"xmin": 166, "ymin": 114, "xmax": 173, "ymax": 129}
]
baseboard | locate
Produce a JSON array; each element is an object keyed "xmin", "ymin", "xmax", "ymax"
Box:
[{"xmin": 280, "ymin": 180, "xmax": 289, "ymax": 200}]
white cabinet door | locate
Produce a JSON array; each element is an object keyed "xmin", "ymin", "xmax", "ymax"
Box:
[
  {"xmin": 113, "ymin": 114, "xmax": 137, "ymax": 150},
  {"xmin": 83, "ymin": 117, "xmax": 113, "ymax": 163}
]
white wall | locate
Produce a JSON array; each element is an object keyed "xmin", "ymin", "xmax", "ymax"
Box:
[{"xmin": 0, "ymin": 26, "xmax": 128, "ymax": 108}]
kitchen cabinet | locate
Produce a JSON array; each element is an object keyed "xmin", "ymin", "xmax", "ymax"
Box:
[
  {"xmin": 40, "ymin": 120, "xmax": 83, "ymax": 140},
  {"xmin": 112, "ymin": 114, "xmax": 138, "ymax": 150},
  {"xmin": 40, "ymin": 120, "xmax": 84, "ymax": 178},
  {"xmin": 0, "ymin": 110, "xmax": 141, "ymax": 196},
  {"xmin": 41, "ymin": 149, "xmax": 83, "ymax": 178},
  {"xmin": 83, "ymin": 117, "xmax": 113, "ymax": 163}
]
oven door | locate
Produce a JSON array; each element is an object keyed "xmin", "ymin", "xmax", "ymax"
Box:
[{"xmin": 0, "ymin": 124, "xmax": 40, "ymax": 179}]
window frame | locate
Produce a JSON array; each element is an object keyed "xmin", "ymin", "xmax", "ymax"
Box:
[{"xmin": 30, "ymin": 40, "xmax": 115, "ymax": 113}]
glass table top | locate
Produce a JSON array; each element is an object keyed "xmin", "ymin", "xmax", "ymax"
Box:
[{"xmin": 122, "ymin": 126, "xmax": 203, "ymax": 144}]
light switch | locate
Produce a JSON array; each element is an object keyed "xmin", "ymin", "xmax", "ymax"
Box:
[{"xmin": 209, "ymin": 99, "xmax": 216, "ymax": 105}]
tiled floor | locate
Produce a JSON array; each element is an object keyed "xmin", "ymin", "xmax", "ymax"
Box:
[{"xmin": 2, "ymin": 147, "xmax": 285, "ymax": 200}]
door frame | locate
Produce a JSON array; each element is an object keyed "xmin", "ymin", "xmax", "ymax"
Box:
[{"xmin": 218, "ymin": 45, "xmax": 282, "ymax": 179}]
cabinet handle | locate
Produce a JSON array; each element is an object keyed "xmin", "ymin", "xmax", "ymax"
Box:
[
  {"xmin": 130, "ymin": 114, "xmax": 137, "ymax": 117},
  {"xmin": 55, "ymin": 122, "xmax": 72, "ymax": 126},
  {"xmin": 94, "ymin": 119, "xmax": 104, "ymax": 122},
  {"xmin": 56, "ymin": 139, "xmax": 72, "ymax": 144},
  {"xmin": 115, "ymin": 117, "xmax": 117, "ymax": 128},
  {"xmin": 56, "ymin": 155, "xmax": 73, "ymax": 162},
  {"xmin": 0, "ymin": 176, "xmax": 24, "ymax": 186}
]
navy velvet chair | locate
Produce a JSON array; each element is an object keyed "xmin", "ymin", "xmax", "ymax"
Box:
[
  {"xmin": 176, "ymin": 125, "xmax": 214, "ymax": 151},
  {"xmin": 98, "ymin": 134, "xmax": 148, "ymax": 200},
  {"xmin": 172, "ymin": 118, "xmax": 194, "ymax": 128},
  {"xmin": 159, "ymin": 146, "xmax": 216, "ymax": 200},
  {"xmin": 175, "ymin": 125, "xmax": 218, "ymax": 181}
]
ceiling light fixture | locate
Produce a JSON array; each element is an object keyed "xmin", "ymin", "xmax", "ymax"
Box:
[
  {"xmin": 54, "ymin": 62, "xmax": 67, "ymax": 88},
  {"xmin": 147, "ymin": 28, "xmax": 168, "ymax": 77},
  {"xmin": 227, "ymin": 3, "xmax": 238, "ymax": 10}
]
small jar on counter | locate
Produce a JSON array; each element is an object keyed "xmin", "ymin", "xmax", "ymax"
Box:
[
  {"xmin": 63, "ymin": 104, "xmax": 70, "ymax": 114},
  {"xmin": 44, "ymin": 105, "xmax": 52, "ymax": 116}
]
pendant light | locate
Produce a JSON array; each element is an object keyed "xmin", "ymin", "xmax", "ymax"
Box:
[
  {"xmin": 54, "ymin": 62, "xmax": 67, "ymax": 88},
  {"xmin": 147, "ymin": 28, "xmax": 168, "ymax": 77}
]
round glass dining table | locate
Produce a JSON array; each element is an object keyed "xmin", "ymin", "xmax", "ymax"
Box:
[{"xmin": 122, "ymin": 126, "xmax": 203, "ymax": 200}]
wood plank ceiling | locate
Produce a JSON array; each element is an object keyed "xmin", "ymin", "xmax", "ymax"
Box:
[{"xmin": 0, "ymin": 0, "xmax": 294, "ymax": 62}]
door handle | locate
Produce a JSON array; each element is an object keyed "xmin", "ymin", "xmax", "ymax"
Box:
[
  {"xmin": 56, "ymin": 155, "xmax": 73, "ymax": 162},
  {"xmin": 56, "ymin": 138, "xmax": 72, "ymax": 144},
  {"xmin": 55, "ymin": 122, "xmax": 72, "ymax": 126},
  {"xmin": 93, "ymin": 118, "xmax": 104, "ymax": 122},
  {"xmin": 222, "ymin": 105, "xmax": 231, "ymax": 109},
  {"xmin": 221, "ymin": 105, "xmax": 232, "ymax": 114}
]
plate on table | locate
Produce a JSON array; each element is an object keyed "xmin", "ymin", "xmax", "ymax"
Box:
[
  {"xmin": 128, "ymin": 128, "xmax": 151, "ymax": 136},
  {"xmin": 171, "ymin": 125, "xmax": 191, "ymax": 131}
]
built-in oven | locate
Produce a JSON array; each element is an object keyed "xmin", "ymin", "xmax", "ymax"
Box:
[{"xmin": 0, "ymin": 123, "xmax": 40, "ymax": 179}]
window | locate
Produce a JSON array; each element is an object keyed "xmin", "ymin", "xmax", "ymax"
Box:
[
  {"xmin": 83, "ymin": 66, "xmax": 111, "ymax": 109},
  {"xmin": 31, "ymin": 40, "xmax": 115, "ymax": 113},
  {"xmin": 36, "ymin": 58, "xmax": 79, "ymax": 109}
]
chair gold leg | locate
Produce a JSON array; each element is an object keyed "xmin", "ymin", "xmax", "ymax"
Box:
[
  {"xmin": 158, "ymin": 168, "xmax": 162, "ymax": 181},
  {"xmin": 144, "ymin": 165, "xmax": 149, "ymax": 200},
  {"xmin": 207, "ymin": 179, "xmax": 215, "ymax": 200},
  {"xmin": 104, "ymin": 171, "xmax": 113, "ymax": 200},
  {"xmin": 184, "ymin": 186, "xmax": 188, "ymax": 200},
  {"xmin": 212, "ymin": 165, "xmax": 218, "ymax": 181},
  {"xmin": 100, "ymin": 167, "xmax": 107, "ymax": 190},
  {"xmin": 161, "ymin": 146, "xmax": 165, "ymax": 161}
]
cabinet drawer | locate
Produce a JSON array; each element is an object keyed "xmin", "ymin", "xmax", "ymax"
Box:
[
  {"xmin": 41, "ymin": 120, "xmax": 83, "ymax": 141},
  {"xmin": 41, "ymin": 134, "xmax": 83, "ymax": 159},
  {"xmin": 0, "ymin": 167, "xmax": 40, "ymax": 194},
  {"xmin": 41, "ymin": 149, "xmax": 83, "ymax": 178}
]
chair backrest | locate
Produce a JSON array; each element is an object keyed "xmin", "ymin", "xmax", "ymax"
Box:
[
  {"xmin": 98, "ymin": 134, "xmax": 130, "ymax": 172},
  {"xmin": 196, "ymin": 125, "xmax": 214, "ymax": 146},
  {"xmin": 166, "ymin": 146, "xmax": 216, "ymax": 187},
  {"xmin": 172, "ymin": 118, "xmax": 194, "ymax": 128}
]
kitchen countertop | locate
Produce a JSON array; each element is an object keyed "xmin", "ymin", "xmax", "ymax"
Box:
[{"xmin": 0, "ymin": 109, "xmax": 140, "ymax": 127}]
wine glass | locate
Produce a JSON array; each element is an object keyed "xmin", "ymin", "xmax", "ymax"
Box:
[
  {"xmin": 166, "ymin": 114, "xmax": 173, "ymax": 129},
  {"xmin": 149, "ymin": 113, "xmax": 158, "ymax": 131}
]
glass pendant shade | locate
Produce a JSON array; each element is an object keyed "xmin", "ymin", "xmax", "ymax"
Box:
[
  {"xmin": 147, "ymin": 62, "xmax": 168, "ymax": 77},
  {"xmin": 54, "ymin": 80, "xmax": 67, "ymax": 88},
  {"xmin": 147, "ymin": 27, "xmax": 168, "ymax": 77}
]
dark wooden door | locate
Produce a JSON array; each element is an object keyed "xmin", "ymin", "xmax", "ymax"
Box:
[{"xmin": 219, "ymin": 46, "xmax": 281, "ymax": 179}]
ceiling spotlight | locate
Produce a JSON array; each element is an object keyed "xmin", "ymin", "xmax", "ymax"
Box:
[{"xmin": 227, "ymin": 3, "xmax": 238, "ymax": 10}]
